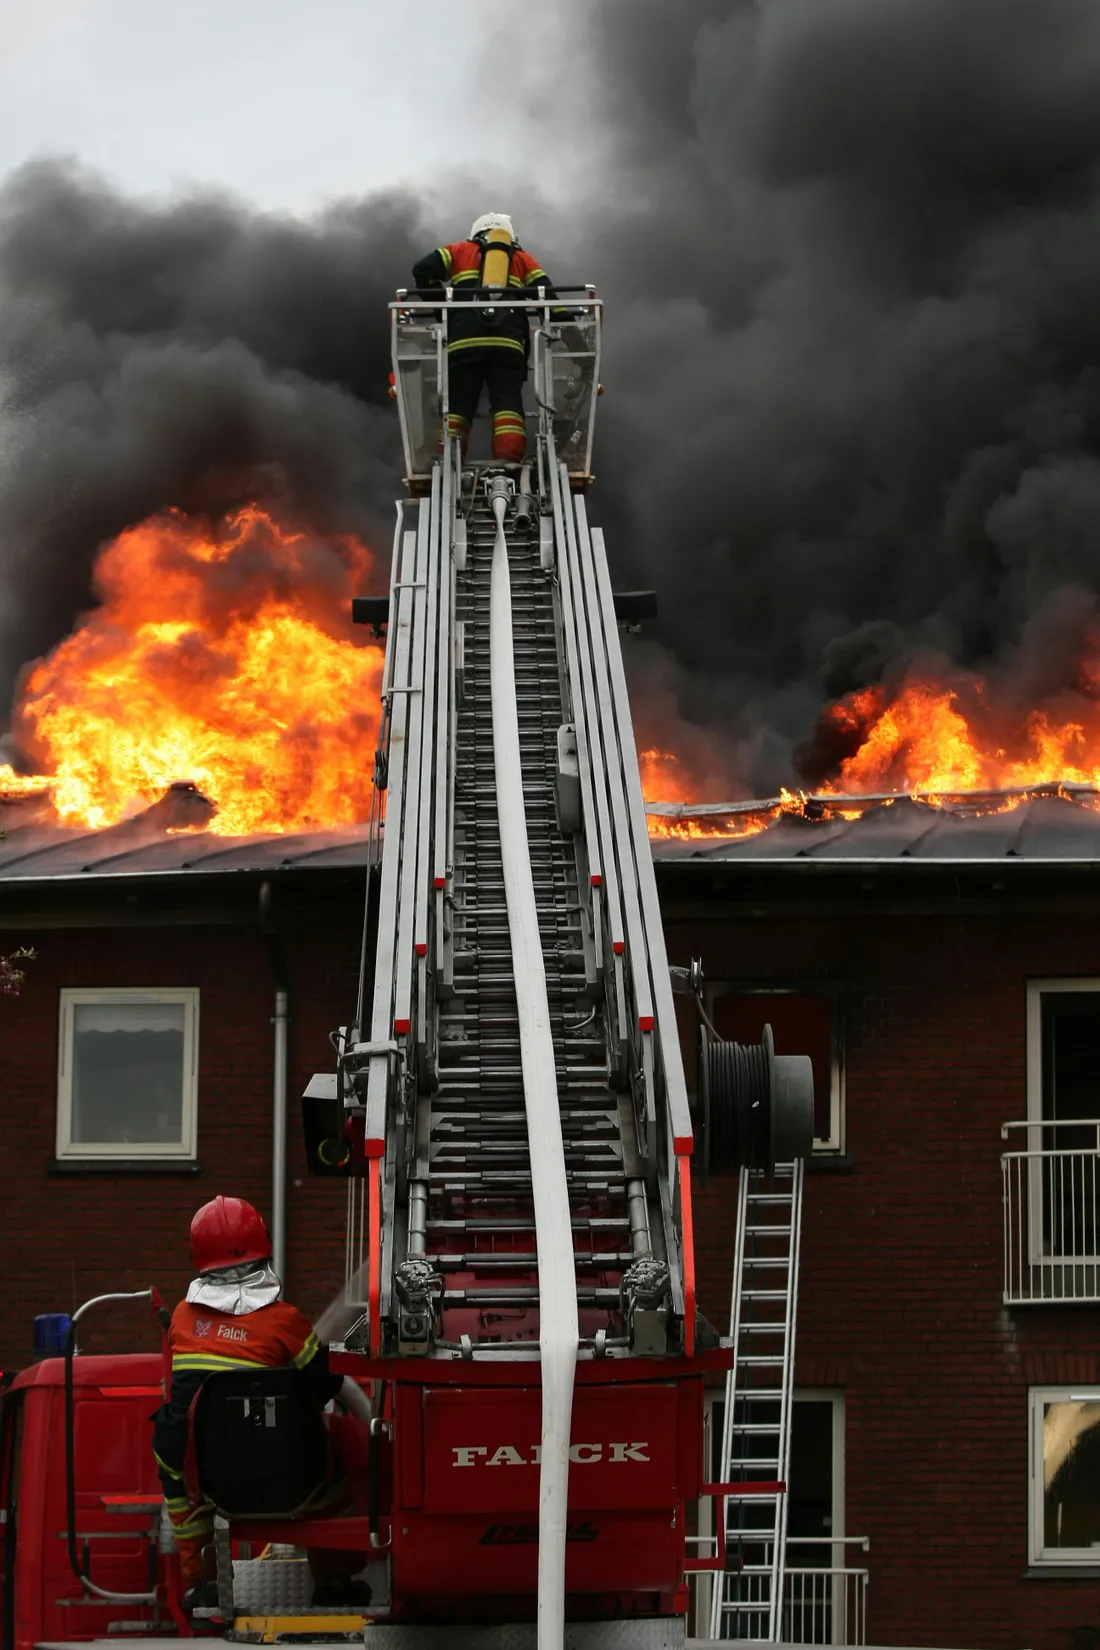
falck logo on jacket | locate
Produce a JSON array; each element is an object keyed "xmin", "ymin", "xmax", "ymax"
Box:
[{"xmin": 193, "ymin": 1318, "xmax": 213, "ymax": 1338}]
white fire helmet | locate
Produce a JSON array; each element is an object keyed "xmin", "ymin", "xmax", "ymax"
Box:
[{"xmin": 470, "ymin": 213, "xmax": 515, "ymax": 242}]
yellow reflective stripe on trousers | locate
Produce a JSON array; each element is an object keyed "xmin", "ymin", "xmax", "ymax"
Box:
[
  {"xmin": 447, "ymin": 336, "xmax": 525, "ymax": 354},
  {"xmin": 171, "ymin": 1509, "xmax": 215, "ymax": 1538},
  {"xmin": 153, "ymin": 1449, "xmax": 185, "ymax": 1478}
]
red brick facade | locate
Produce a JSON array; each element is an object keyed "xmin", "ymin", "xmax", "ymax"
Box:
[
  {"xmin": 667, "ymin": 886, "xmax": 1100, "ymax": 1650},
  {"xmin": 0, "ymin": 909, "xmax": 361, "ymax": 1361},
  {"xmin": 3, "ymin": 869, "xmax": 1100, "ymax": 1647}
]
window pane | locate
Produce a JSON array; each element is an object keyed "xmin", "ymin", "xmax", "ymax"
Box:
[
  {"xmin": 1042, "ymin": 993, "xmax": 1100, "ymax": 1124},
  {"xmin": 71, "ymin": 1002, "xmax": 185, "ymax": 1146},
  {"xmin": 788, "ymin": 1400, "xmax": 833, "ymax": 1547},
  {"xmin": 713, "ymin": 995, "xmax": 834, "ymax": 1141},
  {"xmin": 1044, "ymin": 1401, "xmax": 1100, "ymax": 1552},
  {"xmin": 1040, "ymin": 993, "xmax": 1100, "ymax": 1258}
]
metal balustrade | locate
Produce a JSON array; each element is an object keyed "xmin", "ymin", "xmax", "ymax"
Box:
[
  {"xmin": 783, "ymin": 1540, "xmax": 870, "ymax": 1646},
  {"xmin": 688, "ymin": 1537, "xmax": 869, "ymax": 1645},
  {"xmin": 1002, "ymin": 1119, "xmax": 1100, "ymax": 1303}
]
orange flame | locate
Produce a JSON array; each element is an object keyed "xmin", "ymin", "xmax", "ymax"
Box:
[
  {"xmin": 0, "ymin": 506, "xmax": 383, "ymax": 835},
  {"xmin": 640, "ymin": 668, "xmax": 1100, "ymax": 841},
  {"xmin": 640, "ymin": 748, "xmax": 769, "ymax": 839},
  {"xmin": 823, "ymin": 678, "xmax": 1100, "ymax": 797}
]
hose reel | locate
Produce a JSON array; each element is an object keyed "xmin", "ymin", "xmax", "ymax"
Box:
[{"xmin": 700, "ymin": 1022, "xmax": 815, "ymax": 1175}]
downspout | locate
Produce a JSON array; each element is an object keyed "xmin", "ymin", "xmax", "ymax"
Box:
[{"xmin": 259, "ymin": 881, "xmax": 290, "ymax": 1284}]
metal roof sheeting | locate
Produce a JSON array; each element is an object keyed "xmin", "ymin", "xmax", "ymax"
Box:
[
  {"xmin": 4, "ymin": 791, "xmax": 1100, "ymax": 883},
  {"xmin": 0, "ymin": 806, "xmax": 375, "ymax": 882},
  {"xmin": 650, "ymin": 793, "xmax": 1100, "ymax": 865}
]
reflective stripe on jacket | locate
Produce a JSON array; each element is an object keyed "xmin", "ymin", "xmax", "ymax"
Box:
[
  {"xmin": 152, "ymin": 1298, "xmax": 336, "ymax": 1477},
  {"xmin": 411, "ymin": 239, "xmax": 556, "ymax": 353}
]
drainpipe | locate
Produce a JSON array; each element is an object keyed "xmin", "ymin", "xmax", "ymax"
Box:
[
  {"xmin": 259, "ymin": 881, "xmax": 290, "ymax": 1285},
  {"xmin": 271, "ymin": 987, "xmax": 289, "ymax": 1282}
]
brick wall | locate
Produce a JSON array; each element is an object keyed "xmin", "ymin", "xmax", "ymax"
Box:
[
  {"xmin": 5, "ymin": 882, "xmax": 1100, "ymax": 1646},
  {"xmin": 0, "ymin": 911, "xmax": 360, "ymax": 1366},
  {"xmin": 668, "ymin": 898, "xmax": 1100, "ymax": 1650}
]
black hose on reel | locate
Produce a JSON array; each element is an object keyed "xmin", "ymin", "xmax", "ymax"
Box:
[{"xmin": 700, "ymin": 1022, "xmax": 815, "ymax": 1175}]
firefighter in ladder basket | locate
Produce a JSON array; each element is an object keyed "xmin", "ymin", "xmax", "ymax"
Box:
[
  {"xmin": 152, "ymin": 1196, "xmax": 367, "ymax": 1613},
  {"xmin": 411, "ymin": 211, "xmax": 557, "ymax": 462}
]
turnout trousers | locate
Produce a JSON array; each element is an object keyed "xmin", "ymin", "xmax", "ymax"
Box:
[
  {"xmin": 446, "ymin": 347, "xmax": 528, "ymax": 462},
  {"xmin": 158, "ymin": 1460, "xmax": 357, "ymax": 1587}
]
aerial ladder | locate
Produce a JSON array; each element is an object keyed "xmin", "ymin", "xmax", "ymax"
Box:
[
  {"xmin": 301, "ymin": 284, "xmax": 816, "ymax": 1644},
  {"xmin": 0, "ymin": 284, "xmax": 814, "ymax": 1650}
]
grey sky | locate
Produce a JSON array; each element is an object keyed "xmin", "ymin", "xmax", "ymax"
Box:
[{"xmin": 1, "ymin": 0, "xmax": 590, "ymax": 214}]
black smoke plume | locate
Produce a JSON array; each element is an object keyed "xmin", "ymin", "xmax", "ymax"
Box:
[
  {"xmin": 9, "ymin": 0, "xmax": 1100, "ymax": 797},
  {"xmin": 559, "ymin": 0, "xmax": 1100, "ymax": 792},
  {"xmin": 0, "ymin": 161, "xmax": 424, "ymax": 729}
]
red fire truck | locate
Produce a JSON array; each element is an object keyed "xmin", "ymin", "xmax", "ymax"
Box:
[{"xmin": 0, "ymin": 286, "xmax": 812, "ymax": 1650}]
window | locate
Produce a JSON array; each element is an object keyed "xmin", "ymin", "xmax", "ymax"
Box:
[
  {"xmin": 787, "ymin": 1393, "xmax": 845, "ymax": 1554},
  {"xmin": 1029, "ymin": 1387, "xmax": 1100, "ymax": 1565},
  {"xmin": 56, "ymin": 989, "xmax": 199, "ymax": 1160},
  {"xmin": 708, "ymin": 988, "xmax": 844, "ymax": 1152},
  {"xmin": 1026, "ymin": 981, "xmax": 1100, "ymax": 1261}
]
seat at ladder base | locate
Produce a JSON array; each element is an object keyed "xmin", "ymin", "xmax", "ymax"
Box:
[
  {"xmin": 151, "ymin": 1195, "xmax": 371, "ymax": 1613},
  {"xmin": 187, "ymin": 1368, "xmax": 372, "ymax": 1608}
]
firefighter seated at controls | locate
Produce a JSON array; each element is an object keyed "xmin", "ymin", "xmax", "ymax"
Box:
[
  {"xmin": 153, "ymin": 1196, "xmax": 367, "ymax": 1614},
  {"xmin": 411, "ymin": 211, "xmax": 557, "ymax": 463}
]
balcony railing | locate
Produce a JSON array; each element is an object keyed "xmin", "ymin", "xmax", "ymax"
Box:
[
  {"xmin": 784, "ymin": 1539, "xmax": 870, "ymax": 1646},
  {"xmin": 688, "ymin": 1537, "xmax": 870, "ymax": 1645},
  {"xmin": 1002, "ymin": 1118, "xmax": 1100, "ymax": 1304}
]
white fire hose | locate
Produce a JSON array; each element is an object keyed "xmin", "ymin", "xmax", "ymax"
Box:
[{"xmin": 489, "ymin": 480, "xmax": 579, "ymax": 1649}]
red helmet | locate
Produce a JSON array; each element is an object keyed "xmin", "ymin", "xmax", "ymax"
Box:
[{"xmin": 190, "ymin": 1196, "xmax": 271, "ymax": 1274}]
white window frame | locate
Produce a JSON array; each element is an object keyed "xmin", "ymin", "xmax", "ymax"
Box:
[
  {"xmin": 1025, "ymin": 979, "xmax": 1100, "ymax": 1265},
  {"xmin": 1028, "ymin": 1385, "xmax": 1100, "ymax": 1566},
  {"xmin": 705, "ymin": 984, "xmax": 845, "ymax": 1153},
  {"xmin": 56, "ymin": 987, "xmax": 199, "ymax": 1160}
]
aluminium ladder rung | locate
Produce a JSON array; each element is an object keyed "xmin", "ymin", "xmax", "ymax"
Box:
[{"xmin": 711, "ymin": 1160, "xmax": 804, "ymax": 1641}]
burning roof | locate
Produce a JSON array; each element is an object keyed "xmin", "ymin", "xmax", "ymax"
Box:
[
  {"xmin": 6, "ymin": 473, "xmax": 1100, "ymax": 867},
  {"xmin": 3, "ymin": 784, "xmax": 1100, "ymax": 885},
  {"xmin": 648, "ymin": 786, "xmax": 1100, "ymax": 865},
  {"xmin": 0, "ymin": 507, "xmax": 383, "ymax": 837}
]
